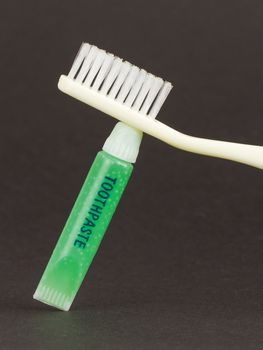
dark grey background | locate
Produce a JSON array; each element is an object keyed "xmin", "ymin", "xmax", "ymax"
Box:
[{"xmin": 0, "ymin": 0, "xmax": 263, "ymax": 349}]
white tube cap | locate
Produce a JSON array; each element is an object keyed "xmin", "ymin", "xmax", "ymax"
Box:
[{"xmin": 103, "ymin": 122, "xmax": 143, "ymax": 163}]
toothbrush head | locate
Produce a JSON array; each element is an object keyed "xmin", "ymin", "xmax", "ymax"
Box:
[{"xmin": 58, "ymin": 43, "xmax": 173, "ymax": 124}]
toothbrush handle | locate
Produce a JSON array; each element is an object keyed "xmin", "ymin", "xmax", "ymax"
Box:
[
  {"xmin": 170, "ymin": 133, "xmax": 263, "ymax": 170},
  {"xmin": 149, "ymin": 121, "xmax": 263, "ymax": 170}
]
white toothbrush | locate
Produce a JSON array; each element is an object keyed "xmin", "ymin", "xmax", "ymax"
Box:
[{"xmin": 58, "ymin": 43, "xmax": 263, "ymax": 170}]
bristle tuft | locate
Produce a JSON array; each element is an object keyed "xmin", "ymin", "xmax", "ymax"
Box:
[{"xmin": 67, "ymin": 43, "xmax": 172, "ymax": 118}]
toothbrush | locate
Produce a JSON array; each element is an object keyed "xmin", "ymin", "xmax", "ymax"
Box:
[
  {"xmin": 33, "ymin": 43, "xmax": 172, "ymax": 311},
  {"xmin": 59, "ymin": 44, "xmax": 263, "ymax": 170},
  {"xmin": 34, "ymin": 42, "xmax": 262, "ymax": 312}
]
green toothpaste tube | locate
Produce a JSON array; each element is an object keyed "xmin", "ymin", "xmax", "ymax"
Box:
[{"xmin": 34, "ymin": 123, "xmax": 142, "ymax": 311}]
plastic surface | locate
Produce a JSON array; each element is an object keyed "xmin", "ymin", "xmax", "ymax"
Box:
[
  {"xmin": 33, "ymin": 151, "xmax": 133, "ymax": 311},
  {"xmin": 59, "ymin": 75, "xmax": 263, "ymax": 170}
]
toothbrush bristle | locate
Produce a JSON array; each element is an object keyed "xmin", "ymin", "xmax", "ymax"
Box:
[{"xmin": 67, "ymin": 43, "xmax": 172, "ymax": 119}]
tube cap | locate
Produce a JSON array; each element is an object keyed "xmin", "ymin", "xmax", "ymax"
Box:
[{"xmin": 103, "ymin": 122, "xmax": 143, "ymax": 163}]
